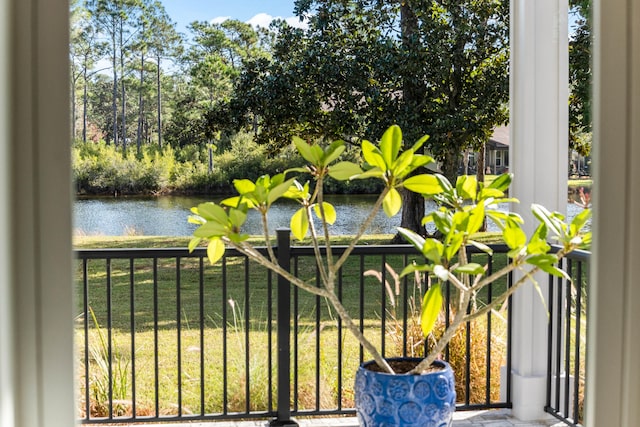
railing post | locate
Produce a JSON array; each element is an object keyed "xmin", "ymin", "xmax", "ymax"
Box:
[{"xmin": 271, "ymin": 229, "xmax": 298, "ymax": 427}]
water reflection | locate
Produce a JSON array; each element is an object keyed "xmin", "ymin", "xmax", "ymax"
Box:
[{"xmin": 74, "ymin": 194, "xmax": 589, "ymax": 237}]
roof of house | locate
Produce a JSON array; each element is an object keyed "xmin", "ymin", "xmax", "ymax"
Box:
[{"xmin": 488, "ymin": 125, "xmax": 509, "ymax": 149}]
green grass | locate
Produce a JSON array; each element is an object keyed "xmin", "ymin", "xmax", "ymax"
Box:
[{"xmin": 74, "ymin": 234, "xmax": 510, "ymax": 418}]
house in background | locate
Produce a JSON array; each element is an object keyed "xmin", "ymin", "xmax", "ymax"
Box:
[
  {"xmin": 458, "ymin": 125, "xmax": 509, "ymax": 176},
  {"xmin": 486, "ymin": 125, "xmax": 510, "ymax": 174}
]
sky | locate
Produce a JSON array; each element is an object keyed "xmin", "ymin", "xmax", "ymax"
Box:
[{"xmin": 159, "ymin": 0, "xmax": 306, "ymax": 34}]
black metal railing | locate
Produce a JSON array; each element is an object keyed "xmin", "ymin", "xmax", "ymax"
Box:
[
  {"xmin": 545, "ymin": 249, "xmax": 590, "ymax": 427},
  {"xmin": 75, "ymin": 232, "xmax": 586, "ymax": 425}
]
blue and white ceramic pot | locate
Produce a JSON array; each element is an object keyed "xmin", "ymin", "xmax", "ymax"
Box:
[{"xmin": 354, "ymin": 358, "xmax": 456, "ymax": 427}]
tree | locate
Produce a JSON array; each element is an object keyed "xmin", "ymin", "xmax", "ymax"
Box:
[
  {"xmin": 70, "ymin": 0, "xmax": 108, "ymax": 142},
  {"xmin": 145, "ymin": 0, "xmax": 182, "ymax": 149},
  {"xmin": 231, "ymin": 0, "xmax": 509, "ymax": 234},
  {"xmin": 88, "ymin": 0, "xmax": 145, "ymax": 149},
  {"xmin": 569, "ymin": 0, "xmax": 592, "ymax": 157}
]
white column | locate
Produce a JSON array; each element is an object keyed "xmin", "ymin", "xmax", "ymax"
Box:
[
  {"xmin": 0, "ymin": 1, "xmax": 75, "ymax": 427},
  {"xmin": 509, "ymin": 0, "xmax": 568, "ymax": 420},
  {"xmin": 587, "ymin": 0, "xmax": 640, "ymax": 425}
]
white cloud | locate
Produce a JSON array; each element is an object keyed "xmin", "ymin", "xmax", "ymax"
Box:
[
  {"xmin": 210, "ymin": 16, "xmax": 231, "ymax": 25},
  {"xmin": 246, "ymin": 12, "xmax": 275, "ymax": 28},
  {"xmin": 247, "ymin": 13, "xmax": 309, "ymax": 29},
  {"xmin": 284, "ymin": 16, "xmax": 308, "ymax": 29},
  {"xmin": 210, "ymin": 13, "xmax": 309, "ymax": 30}
]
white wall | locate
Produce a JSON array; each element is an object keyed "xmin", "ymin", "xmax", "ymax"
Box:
[
  {"xmin": 0, "ymin": 0, "xmax": 638, "ymax": 426},
  {"xmin": 509, "ymin": 0, "xmax": 568, "ymax": 419},
  {"xmin": 0, "ymin": 1, "xmax": 75, "ymax": 427},
  {"xmin": 587, "ymin": 0, "xmax": 640, "ymax": 425}
]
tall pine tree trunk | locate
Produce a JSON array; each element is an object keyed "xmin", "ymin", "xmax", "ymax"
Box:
[
  {"xmin": 82, "ymin": 65, "xmax": 88, "ymax": 142},
  {"xmin": 71, "ymin": 72, "xmax": 77, "ymax": 140},
  {"xmin": 137, "ymin": 50, "xmax": 144, "ymax": 156},
  {"xmin": 111, "ymin": 23, "xmax": 118, "ymax": 146},
  {"xmin": 120, "ymin": 19, "xmax": 127, "ymax": 152},
  {"xmin": 156, "ymin": 54, "xmax": 162, "ymax": 149}
]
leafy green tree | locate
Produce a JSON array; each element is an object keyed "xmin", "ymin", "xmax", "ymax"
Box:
[
  {"xmin": 569, "ymin": 0, "xmax": 592, "ymax": 157},
  {"xmin": 231, "ymin": 0, "xmax": 509, "ymax": 234}
]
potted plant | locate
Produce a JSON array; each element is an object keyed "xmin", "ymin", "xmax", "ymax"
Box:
[{"xmin": 188, "ymin": 125, "xmax": 591, "ymax": 426}]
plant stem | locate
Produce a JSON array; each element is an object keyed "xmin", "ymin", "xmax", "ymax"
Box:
[
  {"xmin": 232, "ymin": 239, "xmax": 330, "ymax": 298},
  {"xmin": 261, "ymin": 211, "xmax": 277, "ymax": 264},
  {"xmin": 334, "ymin": 187, "xmax": 389, "ymax": 272},
  {"xmin": 410, "ymin": 287, "xmax": 472, "ymax": 374},
  {"xmin": 324, "ymin": 289, "xmax": 395, "ymax": 374}
]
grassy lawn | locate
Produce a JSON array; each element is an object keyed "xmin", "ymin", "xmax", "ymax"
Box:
[{"xmin": 74, "ymin": 234, "xmax": 511, "ymax": 418}]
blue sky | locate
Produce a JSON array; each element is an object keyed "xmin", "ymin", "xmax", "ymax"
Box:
[{"xmin": 159, "ymin": 0, "xmax": 305, "ymax": 34}]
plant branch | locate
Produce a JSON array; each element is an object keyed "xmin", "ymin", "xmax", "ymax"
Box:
[
  {"xmin": 324, "ymin": 289, "xmax": 395, "ymax": 374},
  {"xmin": 334, "ymin": 187, "xmax": 389, "ymax": 272},
  {"xmin": 230, "ymin": 239, "xmax": 330, "ymax": 298},
  {"xmin": 410, "ymin": 288, "xmax": 472, "ymax": 374},
  {"xmin": 305, "ymin": 203, "xmax": 332, "ymax": 290},
  {"xmin": 261, "ymin": 211, "xmax": 277, "ymax": 264}
]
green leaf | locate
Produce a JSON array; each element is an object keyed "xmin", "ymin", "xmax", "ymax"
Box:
[
  {"xmin": 290, "ymin": 208, "xmax": 309, "ymax": 241},
  {"xmin": 426, "ymin": 210, "xmax": 452, "ymax": 235},
  {"xmin": 420, "ymin": 283, "xmax": 443, "ymax": 337},
  {"xmin": 228, "ymin": 208, "xmax": 247, "ymax": 229},
  {"xmin": 456, "ymin": 175, "xmax": 477, "ymax": 200},
  {"xmin": 411, "ymin": 134, "xmax": 430, "ymax": 152},
  {"xmin": 188, "ymin": 237, "xmax": 202, "ymax": 252},
  {"xmin": 188, "ymin": 215, "xmax": 204, "ymax": 225},
  {"xmin": 206, "ymin": 238, "xmax": 226, "ymax": 265},
  {"xmin": 397, "ymin": 226, "xmax": 425, "ymax": 251},
  {"xmin": 196, "ymin": 202, "xmax": 228, "ymax": 224},
  {"xmin": 467, "ymin": 203, "xmax": 486, "ymax": 235},
  {"xmin": 362, "ymin": 140, "xmax": 387, "ymax": 171},
  {"xmin": 352, "ymin": 167, "xmax": 384, "ymax": 179},
  {"xmin": 479, "ymin": 187, "xmax": 505, "ymax": 200},
  {"xmin": 527, "ymin": 224, "xmax": 551, "ymax": 254},
  {"xmin": 383, "ymin": 187, "xmax": 402, "ymax": 217},
  {"xmin": 468, "ymin": 239, "xmax": 493, "ymax": 255},
  {"xmin": 443, "ymin": 233, "xmax": 463, "ymax": 261},
  {"xmin": 391, "ymin": 149, "xmax": 414, "ymax": 177},
  {"xmin": 531, "ymin": 204, "xmax": 564, "ymax": 237},
  {"xmin": 503, "ymin": 220, "xmax": 527, "ymax": 250},
  {"xmin": 527, "ymin": 254, "xmax": 570, "ymax": 279},
  {"xmin": 379, "ymin": 125, "xmax": 402, "ymax": 166},
  {"xmin": 193, "ymin": 221, "xmax": 227, "ymax": 238},
  {"xmin": 488, "ymin": 173, "xmax": 513, "ymax": 191},
  {"xmin": 293, "ymin": 136, "xmax": 318, "ymax": 164},
  {"xmin": 407, "ymin": 154, "xmax": 433, "ymax": 171},
  {"xmin": 435, "ymin": 174, "xmax": 454, "ymax": 193},
  {"xmin": 311, "ymin": 145, "xmax": 324, "ymax": 165},
  {"xmin": 403, "ymin": 174, "xmax": 444, "ymax": 195},
  {"xmin": 233, "ymin": 179, "xmax": 256, "ymax": 195},
  {"xmin": 570, "ymin": 208, "xmax": 592, "ymax": 236},
  {"xmin": 313, "ymin": 202, "xmax": 337, "ymax": 224},
  {"xmin": 454, "ymin": 263, "xmax": 485, "ymax": 275},
  {"xmin": 267, "ymin": 177, "xmax": 297, "ymax": 205},
  {"xmin": 284, "ymin": 167, "xmax": 309, "ymax": 174},
  {"xmin": 399, "ymin": 263, "xmax": 433, "ymax": 278},
  {"xmin": 322, "ymin": 140, "xmax": 346, "ymax": 165},
  {"xmin": 328, "ymin": 161, "xmax": 363, "ymax": 180}
]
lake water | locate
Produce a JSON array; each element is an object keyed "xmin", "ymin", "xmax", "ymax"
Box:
[{"xmin": 73, "ymin": 194, "xmax": 589, "ymax": 237}]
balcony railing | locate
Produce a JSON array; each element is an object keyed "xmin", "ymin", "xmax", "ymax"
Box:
[{"xmin": 75, "ymin": 232, "xmax": 587, "ymax": 426}]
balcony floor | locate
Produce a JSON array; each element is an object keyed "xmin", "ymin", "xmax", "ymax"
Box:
[{"xmin": 111, "ymin": 409, "xmax": 569, "ymax": 427}]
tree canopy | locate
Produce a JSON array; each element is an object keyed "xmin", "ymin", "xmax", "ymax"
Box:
[{"xmin": 70, "ymin": 0, "xmax": 590, "ymax": 232}]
